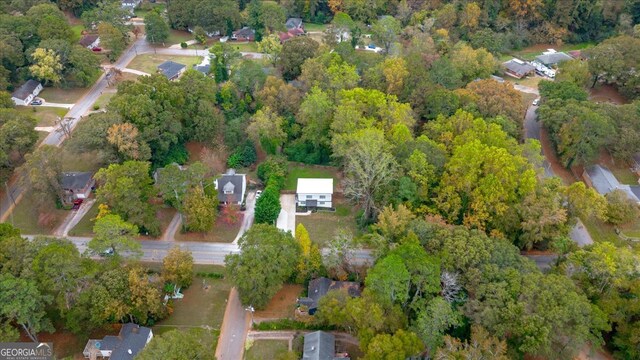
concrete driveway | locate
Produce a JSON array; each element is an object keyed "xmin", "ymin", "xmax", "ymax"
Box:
[
  {"xmin": 276, "ymin": 194, "xmax": 296, "ymax": 236},
  {"xmin": 233, "ymin": 191, "xmax": 256, "ymax": 244}
]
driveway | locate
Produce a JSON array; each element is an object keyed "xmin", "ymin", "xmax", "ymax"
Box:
[
  {"xmin": 569, "ymin": 219, "xmax": 594, "ymax": 247},
  {"xmin": 54, "ymin": 199, "xmax": 95, "ymax": 237},
  {"xmin": 276, "ymin": 194, "xmax": 296, "ymax": 236},
  {"xmin": 233, "ymin": 191, "xmax": 256, "ymax": 244},
  {"xmin": 35, "ymin": 102, "xmax": 74, "ymax": 109}
]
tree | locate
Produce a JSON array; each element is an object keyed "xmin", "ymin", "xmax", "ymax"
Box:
[
  {"xmin": 604, "ymin": 189, "xmax": 639, "ymax": 225},
  {"xmin": 89, "ymin": 214, "xmax": 142, "ymax": 258},
  {"xmin": 67, "ymin": 45, "xmax": 101, "ymax": 87},
  {"xmin": 365, "ymin": 254, "xmax": 410, "ymax": 305},
  {"xmin": 95, "ymin": 161, "xmax": 160, "ymax": 236},
  {"xmin": 254, "ymin": 185, "xmax": 281, "ymax": 224},
  {"xmin": 247, "ymin": 107, "xmax": 286, "ymax": 154},
  {"xmin": 0, "ymin": 273, "xmax": 53, "ymax": 342},
  {"xmin": 556, "ymin": 59, "xmax": 591, "ymax": 87},
  {"xmin": 414, "ymin": 297, "xmax": 463, "ymax": 354},
  {"xmin": 258, "ymin": 34, "xmax": 283, "ymax": 67},
  {"xmin": 280, "ymin": 36, "xmax": 319, "ymax": 80},
  {"xmin": 145, "ymin": 10, "xmax": 170, "ymax": 44},
  {"xmin": 98, "ymin": 22, "xmax": 127, "ymax": 61},
  {"xmin": 323, "ymin": 230, "xmax": 356, "ymax": 280},
  {"xmin": 362, "ymin": 329, "xmax": 423, "ymax": 360},
  {"xmin": 465, "ymin": 79, "xmax": 525, "ymax": 131},
  {"xmin": 371, "ymin": 16, "xmax": 401, "ymax": 54},
  {"xmin": 20, "ymin": 145, "xmax": 63, "ymax": 210},
  {"xmin": 586, "ymin": 35, "xmax": 640, "ymax": 99},
  {"xmin": 162, "ymin": 246, "xmax": 194, "ymax": 288},
  {"xmin": 435, "ymin": 326, "xmax": 508, "ymax": 360},
  {"xmin": 374, "ymin": 204, "xmax": 415, "ymax": 243},
  {"xmin": 295, "ymin": 223, "xmax": 322, "ymax": 283},
  {"xmin": 564, "ymin": 182, "xmax": 607, "ymax": 221},
  {"xmin": 107, "ymin": 123, "xmax": 150, "ymax": 161},
  {"xmin": 516, "ymin": 178, "xmax": 568, "ymax": 250},
  {"xmin": 539, "ymin": 80, "xmax": 588, "ymax": 101},
  {"xmin": 225, "ymin": 224, "xmax": 300, "ymax": 308},
  {"xmin": 183, "ymin": 186, "xmax": 218, "ymax": 232},
  {"xmin": 381, "ymin": 57, "xmax": 408, "ymax": 96},
  {"xmin": 26, "ymin": 3, "xmax": 72, "ymax": 41},
  {"xmin": 135, "ymin": 328, "xmax": 212, "ymax": 360},
  {"xmin": 29, "ymin": 48, "xmax": 63, "ymax": 85},
  {"xmin": 450, "ymin": 42, "xmax": 496, "ymax": 83},
  {"xmin": 342, "ymin": 128, "xmax": 397, "ymax": 222}
]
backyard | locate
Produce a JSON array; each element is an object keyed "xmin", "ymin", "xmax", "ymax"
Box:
[
  {"xmin": 296, "ymin": 199, "xmax": 358, "ymax": 247},
  {"xmin": 283, "ymin": 163, "xmax": 340, "ymax": 191},
  {"xmin": 254, "ymin": 284, "xmax": 303, "ymax": 321},
  {"xmin": 127, "ymin": 54, "xmax": 203, "ymax": 75},
  {"xmin": 244, "ymin": 340, "xmax": 291, "ymax": 360}
]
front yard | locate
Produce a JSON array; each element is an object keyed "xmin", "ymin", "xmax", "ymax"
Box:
[
  {"xmin": 38, "ymin": 87, "xmax": 87, "ymax": 104},
  {"xmin": 174, "ymin": 214, "xmax": 242, "ymax": 242},
  {"xmin": 245, "ymin": 340, "xmax": 291, "ymax": 360},
  {"xmin": 10, "ymin": 193, "xmax": 67, "ymax": 235},
  {"xmin": 296, "ymin": 199, "xmax": 358, "ymax": 247},
  {"xmin": 15, "ymin": 106, "xmax": 67, "ymax": 127},
  {"xmin": 127, "ymin": 54, "xmax": 203, "ymax": 75}
]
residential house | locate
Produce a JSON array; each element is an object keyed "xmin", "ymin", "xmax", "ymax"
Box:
[
  {"xmin": 157, "ymin": 61, "xmax": 186, "ymax": 81},
  {"xmin": 302, "ymin": 331, "xmax": 350, "ymax": 360},
  {"xmin": 535, "ymin": 49, "xmax": 573, "ymax": 67},
  {"xmin": 231, "ymin": 27, "xmax": 255, "ymax": 41},
  {"xmin": 503, "ymin": 59, "xmax": 535, "ymax": 79},
  {"xmin": 79, "ymin": 34, "xmax": 100, "ymax": 49},
  {"xmin": 278, "ymin": 27, "xmax": 305, "ymax": 43},
  {"xmin": 61, "ymin": 172, "xmax": 95, "ymax": 205},
  {"xmin": 214, "ymin": 169, "xmax": 246, "ymax": 205},
  {"xmin": 298, "ymin": 277, "xmax": 361, "ymax": 315},
  {"xmin": 583, "ymin": 165, "xmax": 640, "ymax": 203},
  {"xmin": 83, "ymin": 323, "xmax": 153, "ymax": 360},
  {"xmin": 121, "ymin": 0, "xmax": 141, "ymax": 12},
  {"xmin": 297, "ymin": 178, "xmax": 333, "ymax": 209},
  {"xmin": 285, "ymin": 17, "xmax": 303, "ymax": 31},
  {"xmin": 11, "ymin": 80, "xmax": 43, "ymax": 106},
  {"xmin": 194, "ymin": 64, "xmax": 211, "ymax": 75}
]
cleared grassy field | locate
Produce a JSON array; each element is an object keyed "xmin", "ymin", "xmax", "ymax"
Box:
[
  {"xmin": 15, "ymin": 106, "xmax": 67, "ymax": 127},
  {"xmin": 245, "ymin": 340, "xmax": 291, "ymax": 360},
  {"xmin": 297, "ymin": 201, "xmax": 358, "ymax": 246},
  {"xmin": 174, "ymin": 215, "xmax": 242, "ymax": 243},
  {"xmin": 127, "ymin": 54, "xmax": 203, "ymax": 74},
  {"xmin": 283, "ymin": 164, "xmax": 339, "ymax": 191},
  {"xmin": 304, "ymin": 23, "xmax": 328, "ymax": 32},
  {"xmin": 10, "ymin": 193, "xmax": 67, "ymax": 235},
  {"xmin": 39, "ymin": 87, "xmax": 87, "ymax": 104}
]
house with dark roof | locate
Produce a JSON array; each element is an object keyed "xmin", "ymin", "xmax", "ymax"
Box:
[
  {"xmin": 79, "ymin": 34, "xmax": 100, "ymax": 49},
  {"xmin": 583, "ymin": 165, "xmax": 640, "ymax": 203},
  {"xmin": 535, "ymin": 49, "xmax": 573, "ymax": 67},
  {"xmin": 11, "ymin": 80, "xmax": 43, "ymax": 106},
  {"xmin": 503, "ymin": 59, "xmax": 535, "ymax": 79},
  {"xmin": 286, "ymin": 18, "xmax": 303, "ymax": 30},
  {"xmin": 61, "ymin": 172, "xmax": 95, "ymax": 205},
  {"xmin": 83, "ymin": 323, "xmax": 153, "ymax": 360},
  {"xmin": 157, "ymin": 61, "xmax": 186, "ymax": 81},
  {"xmin": 298, "ymin": 277, "xmax": 361, "ymax": 315},
  {"xmin": 303, "ymin": 331, "xmax": 350, "ymax": 360},
  {"xmin": 214, "ymin": 169, "xmax": 246, "ymax": 205},
  {"xmin": 194, "ymin": 64, "xmax": 211, "ymax": 75},
  {"xmin": 231, "ymin": 27, "xmax": 255, "ymax": 41}
]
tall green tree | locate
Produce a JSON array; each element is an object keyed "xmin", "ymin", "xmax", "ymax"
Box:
[
  {"xmin": 254, "ymin": 185, "xmax": 281, "ymax": 224},
  {"xmin": 145, "ymin": 10, "xmax": 170, "ymax": 44},
  {"xmin": 20, "ymin": 145, "xmax": 63, "ymax": 210},
  {"xmin": 0, "ymin": 273, "xmax": 53, "ymax": 342},
  {"xmin": 162, "ymin": 246, "xmax": 194, "ymax": 288},
  {"xmin": 89, "ymin": 213, "xmax": 142, "ymax": 258},
  {"xmin": 135, "ymin": 328, "xmax": 213, "ymax": 360},
  {"xmin": 225, "ymin": 224, "xmax": 300, "ymax": 308},
  {"xmin": 183, "ymin": 186, "xmax": 218, "ymax": 232}
]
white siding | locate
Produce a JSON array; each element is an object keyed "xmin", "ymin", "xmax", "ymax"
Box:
[{"xmin": 297, "ymin": 193, "xmax": 332, "ymax": 208}]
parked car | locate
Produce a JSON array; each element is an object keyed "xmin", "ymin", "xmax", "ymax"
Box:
[
  {"xmin": 72, "ymin": 199, "xmax": 84, "ymax": 210},
  {"xmin": 30, "ymin": 99, "xmax": 42, "ymax": 105},
  {"xmin": 92, "ymin": 47, "xmax": 102, "ymax": 52},
  {"xmin": 533, "ymin": 98, "xmax": 540, "ymax": 106},
  {"xmin": 100, "ymin": 248, "xmax": 114, "ymax": 257},
  {"xmin": 255, "ymin": 190, "xmax": 263, "ymax": 199}
]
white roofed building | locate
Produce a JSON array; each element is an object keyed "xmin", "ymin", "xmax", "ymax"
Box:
[{"xmin": 296, "ymin": 178, "xmax": 333, "ymax": 209}]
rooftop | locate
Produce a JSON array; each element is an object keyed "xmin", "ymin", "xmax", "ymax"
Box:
[
  {"xmin": 299, "ymin": 277, "xmax": 360, "ymax": 311},
  {"xmin": 79, "ymin": 34, "xmax": 99, "ymax": 47},
  {"xmin": 585, "ymin": 165, "xmax": 640, "ymax": 202},
  {"xmin": 286, "ymin": 17, "xmax": 303, "ymax": 30},
  {"xmin": 60, "ymin": 172, "xmax": 93, "ymax": 190},
  {"xmin": 297, "ymin": 178, "xmax": 333, "ymax": 194},
  {"xmin": 215, "ymin": 170, "xmax": 246, "ymax": 203},
  {"xmin": 84, "ymin": 323, "xmax": 152, "ymax": 360},
  {"xmin": 535, "ymin": 51, "xmax": 573, "ymax": 65},
  {"xmin": 503, "ymin": 59, "xmax": 535, "ymax": 76},
  {"xmin": 11, "ymin": 80, "xmax": 41, "ymax": 101},
  {"xmin": 302, "ymin": 331, "xmax": 335, "ymax": 360},
  {"xmin": 157, "ymin": 61, "xmax": 186, "ymax": 79}
]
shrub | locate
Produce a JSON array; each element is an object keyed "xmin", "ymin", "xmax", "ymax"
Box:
[
  {"xmin": 605, "ymin": 189, "xmax": 639, "ymax": 225},
  {"xmin": 254, "ymin": 185, "xmax": 281, "ymax": 224},
  {"xmin": 257, "ymin": 156, "xmax": 288, "ymax": 189},
  {"xmin": 227, "ymin": 141, "xmax": 257, "ymax": 168},
  {"xmin": 93, "ymin": 104, "xmax": 100, "ymax": 110},
  {"xmin": 180, "ymin": 42, "xmax": 188, "ymax": 48},
  {"xmin": 253, "ymin": 318, "xmax": 334, "ymax": 331}
]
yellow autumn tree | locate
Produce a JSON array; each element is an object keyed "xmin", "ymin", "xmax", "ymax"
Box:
[
  {"xmin": 295, "ymin": 223, "xmax": 322, "ymax": 283},
  {"xmin": 382, "ymin": 57, "xmax": 409, "ymax": 96}
]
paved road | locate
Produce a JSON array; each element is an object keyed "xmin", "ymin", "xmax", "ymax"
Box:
[
  {"xmin": 523, "ymin": 104, "xmax": 593, "ymax": 248},
  {"xmin": 215, "ymin": 288, "xmax": 250, "ymax": 360}
]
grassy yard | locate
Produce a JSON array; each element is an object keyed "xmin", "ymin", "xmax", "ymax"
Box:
[
  {"xmin": 297, "ymin": 200, "xmax": 358, "ymax": 246},
  {"xmin": 15, "ymin": 106, "xmax": 67, "ymax": 127},
  {"xmin": 582, "ymin": 217, "xmax": 640, "ymax": 254},
  {"xmin": 68, "ymin": 201, "xmax": 99, "ymax": 236},
  {"xmin": 509, "ymin": 42, "xmax": 595, "ymax": 61},
  {"xmin": 229, "ymin": 42, "xmax": 259, "ymax": 53},
  {"xmin": 245, "ymin": 340, "xmax": 291, "ymax": 360},
  {"xmin": 93, "ymin": 91, "xmax": 116, "ymax": 110},
  {"xmin": 174, "ymin": 215, "xmax": 242, "ymax": 242},
  {"xmin": 304, "ymin": 23, "xmax": 328, "ymax": 32},
  {"xmin": 156, "ymin": 276, "xmax": 231, "ymax": 329},
  {"xmin": 39, "ymin": 87, "xmax": 87, "ymax": 104},
  {"xmin": 127, "ymin": 54, "xmax": 203, "ymax": 75},
  {"xmin": 60, "ymin": 148, "xmax": 104, "ymax": 173},
  {"xmin": 283, "ymin": 164, "xmax": 340, "ymax": 191},
  {"xmin": 70, "ymin": 24, "xmax": 84, "ymax": 42},
  {"xmin": 133, "ymin": 3, "xmax": 166, "ymax": 18},
  {"xmin": 504, "ymin": 75, "xmax": 545, "ymax": 89},
  {"xmin": 610, "ymin": 166, "xmax": 638, "ymax": 185},
  {"xmin": 10, "ymin": 193, "xmax": 67, "ymax": 235},
  {"xmin": 166, "ymin": 29, "xmax": 195, "ymax": 45}
]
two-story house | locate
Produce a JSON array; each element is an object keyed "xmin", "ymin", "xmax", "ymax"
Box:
[{"xmin": 296, "ymin": 178, "xmax": 333, "ymax": 209}]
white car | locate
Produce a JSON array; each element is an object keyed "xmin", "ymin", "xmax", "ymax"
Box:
[
  {"xmin": 533, "ymin": 98, "xmax": 540, "ymax": 106},
  {"xmin": 255, "ymin": 190, "xmax": 262, "ymax": 199}
]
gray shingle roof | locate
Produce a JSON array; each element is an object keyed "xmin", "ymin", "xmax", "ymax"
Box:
[
  {"xmin": 216, "ymin": 172, "xmax": 245, "ymax": 203},
  {"xmin": 585, "ymin": 165, "xmax": 640, "ymax": 202},
  {"xmin": 503, "ymin": 60, "xmax": 535, "ymax": 77},
  {"xmin": 286, "ymin": 18, "xmax": 303, "ymax": 30},
  {"xmin": 11, "ymin": 80, "xmax": 41, "ymax": 101},
  {"xmin": 300, "ymin": 277, "xmax": 361, "ymax": 312},
  {"xmin": 110, "ymin": 323, "xmax": 152, "ymax": 360},
  {"xmin": 303, "ymin": 331, "xmax": 335, "ymax": 360},
  {"xmin": 60, "ymin": 172, "xmax": 93, "ymax": 191},
  {"xmin": 194, "ymin": 65, "xmax": 210, "ymax": 74},
  {"xmin": 157, "ymin": 61, "xmax": 186, "ymax": 79},
  {"xmin": 535, "ymin": 52, "xmax": 573, "ymax": 66}
]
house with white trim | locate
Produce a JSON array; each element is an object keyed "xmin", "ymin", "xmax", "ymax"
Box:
[{"xmin": 296, "ymin": 178, "xmax": 333, "ymax": 209}]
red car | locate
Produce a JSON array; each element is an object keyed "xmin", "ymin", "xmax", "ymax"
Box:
[
  {"xmin": 92, "ymin": 47, "xmax": 102, "ymax": 52},
  {"xmin": 72, "ymin": 199, "xmax": 84, "ymax": 210}
]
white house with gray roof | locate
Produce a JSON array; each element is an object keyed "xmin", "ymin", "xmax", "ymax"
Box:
[
  {"xmin": 215, "ymin": 169, "xmax": 246, "ymax": 205},
  {"xmin": 11, "ymin": 80, "xmax": 42, "ymax": 106},
  {"xmin": 583, "ymin": 165, "xmax": 640, "ymax": 203},
  {"xmin": 296, "ymin": 178, "xmax": 333, "ymax": 208}
]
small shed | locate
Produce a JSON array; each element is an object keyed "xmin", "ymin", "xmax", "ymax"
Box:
[
  {"xmin": 157, "ymin": 61, "xmax": 186, "ymax": 81},
  {"xmin": 11, "ymin": 80, "xmax": 43, "ymax": 106}
]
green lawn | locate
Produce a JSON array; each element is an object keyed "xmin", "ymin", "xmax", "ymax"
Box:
[
  {"xmin": 68, "ymin": 201, "xmax": 98, "ymax": 236},
  {"xmin": 610, "ymin": 166, "xmax": 638, "ymax": 185},
  {"xmin": 156, "ymin": 276, "xmax": 231, "ymax": 329},
  {"xmin": 133, "ymin": 3, "xmax": 166, "ymax": 18},
  {"xmin": 10, "ymin": 193, "xmax": 67, "ymax": 235},
  {"xmin": 504, "ymin": 75, "xmax": 544, "ymax": 90},
  {"xmin": 283, "ymin": 164, "xmax": 339, "ymax": 191},
  {"xmin": 297, "ymin": 201, "xmax": 358, "ymax": 246},
  {"xmin": 245, "ymin": 340, "xmax": 291, "ymax": 360},
  {"xmin": 93, "ymin": 91, "xmax": 116, "ymax": 110},
  {"xmin": 508, "ymin": 42, "xmax": 595, "ymax": 61},
  {"xmin": 229, "ymin": 42, "xmax": 259, "ymax": 53},
  {"xmin": 128, "ymin": 54, "xmax": 203, "ymax": 75},
  {"xmin": 304, "ymin": 23, "xmax": 328, "ymax": 32},
  {"xmin": 15, "ymin": 106, "xmax": 67, "ymax": 127},
  {"xmin": 70, "ymin": 25, "xmax": 84, "ymax": 42},
  {"xmin": 582, "ymin": 217, "xmax": 640, "ymax": 254},
  {"xmin": 166, "ymin": 29, "xmax": 195, "ymax": 45},
  {"xmin": 174, "ymin": 215, "xmax": 241, "ymax": 243},
  {"xmin": 39, "ymin": 87, "xmax": 88, "ymax": 104}
]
